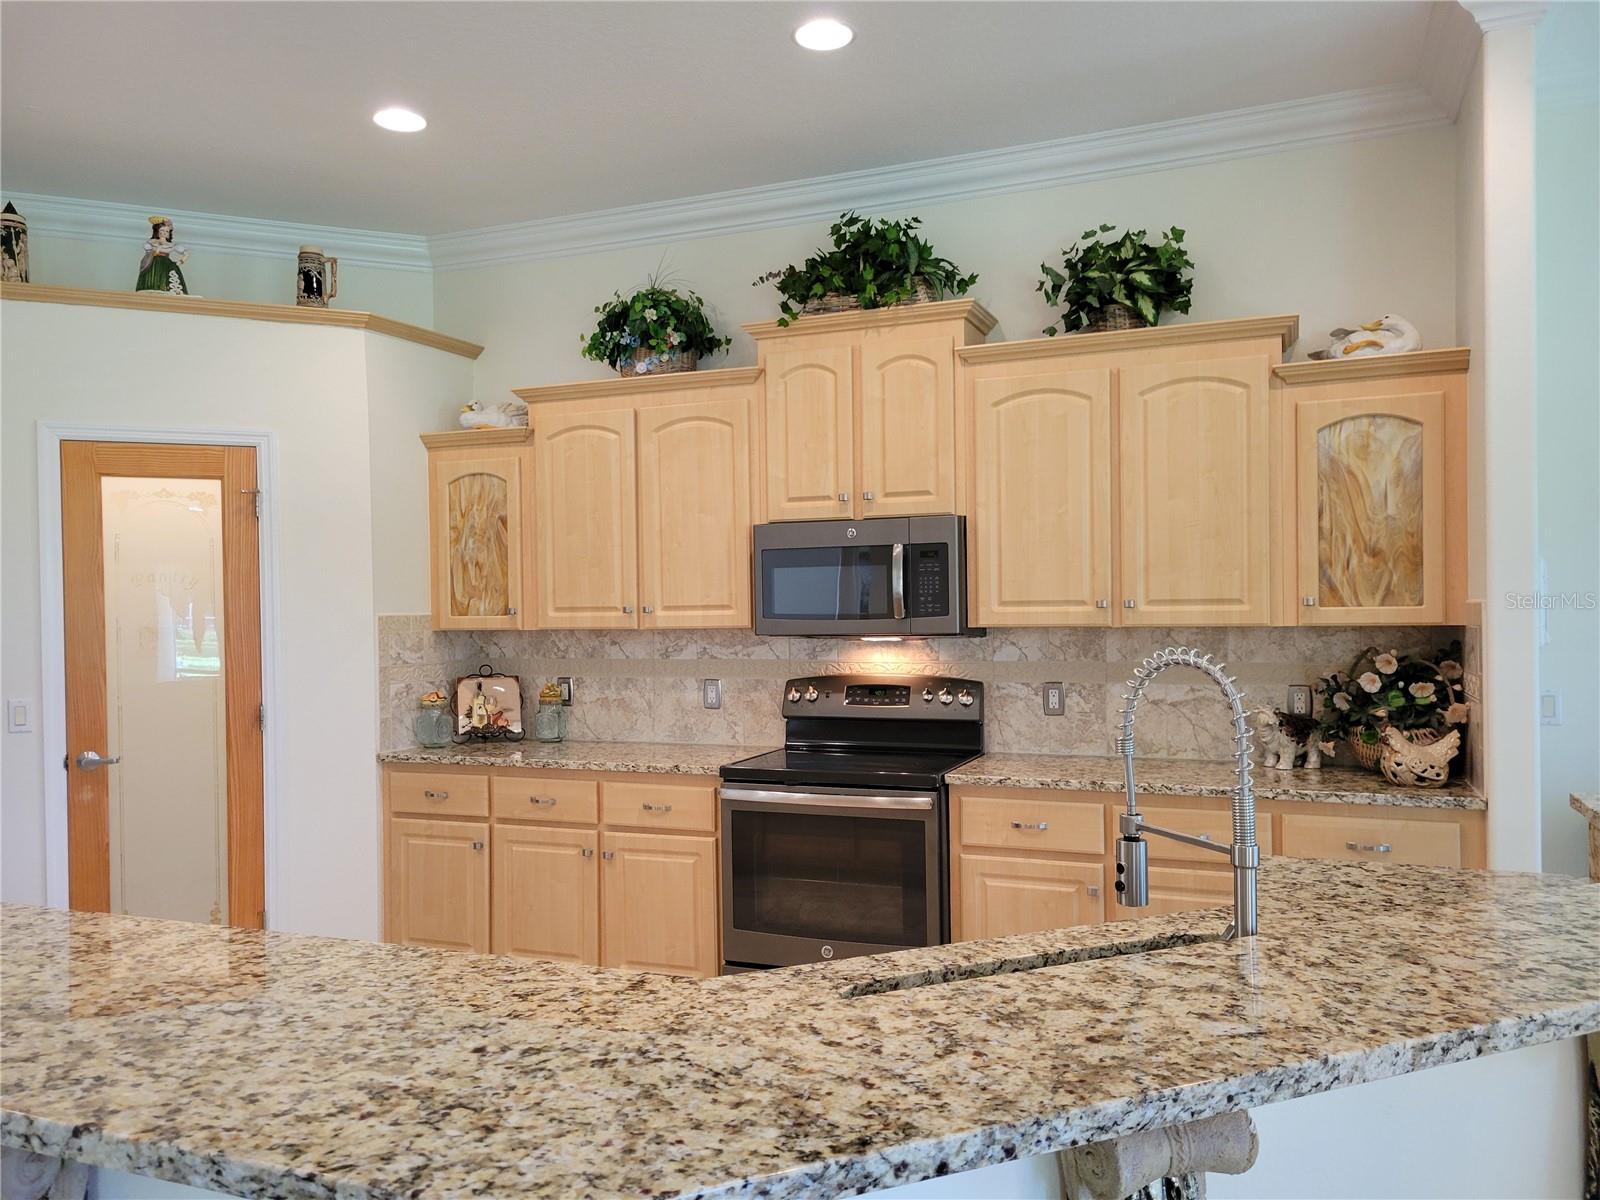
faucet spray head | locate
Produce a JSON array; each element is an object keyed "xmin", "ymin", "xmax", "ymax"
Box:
[{"xmin": 1115, "ymin": 830, "xmax": 1149, "ymax": 907}]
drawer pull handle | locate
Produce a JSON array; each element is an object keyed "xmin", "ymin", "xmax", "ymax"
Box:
[
  {"xmin": 642, "ymin": 803, "xmax": 674, "ymax": 813},
  {"xmin": 1346, "ymin": 841, "xmax": 1392, "ymax": 853},
  {"xmin": 529, "ymin": 796, "xmax": 558, "ymax": 807},
  {"xmin": 1011, "ymin": 820, "xmax": 1049, "ymax": 831},
  {"xmin": 423, "ymin": 790, "xmax": 449, "ymax": 800}
]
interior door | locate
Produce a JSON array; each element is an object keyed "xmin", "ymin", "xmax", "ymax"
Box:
[
  {"xmin": 533, "ymin": 408, "xmax": 638, "ymax": 628},
  {"xmin": 61, "ymin": 440, "xmax": 264, "ymax": 927}
]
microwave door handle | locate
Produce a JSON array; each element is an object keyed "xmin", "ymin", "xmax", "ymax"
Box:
[{"xmin": 892, "ymin": 542, "xmax": 906, "ymax": 620}]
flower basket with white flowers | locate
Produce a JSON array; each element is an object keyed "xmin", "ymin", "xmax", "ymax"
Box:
[
  {"xmin": 1313, "ymin": 642, "xmax": 1469, "ymax": 774},
  {"xmin": 581, "ymin": 282, "xmax": 731, "ymax": 377}
]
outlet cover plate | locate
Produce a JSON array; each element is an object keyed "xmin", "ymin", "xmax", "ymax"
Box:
[
  {"xmin": 1043, "ymin": 682, "xmax": 1065, "ymax": 716},
  {"xmin": 703, "ymin": 678, "xmax": 723, "ymax": 710},
  {"xmin": 1287, "ymin": 685, "xmax": 1313, "ymax": 716}
]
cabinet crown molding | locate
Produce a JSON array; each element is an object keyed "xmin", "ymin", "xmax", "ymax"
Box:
[
  {"xmin": 1273, "ymin": 347, "xmax": 1470, "ymax": 384},
  {"xmin": 743, "ymin": 298, "xmax": 997, "ymax": 341},
  {"xmin": 419, "ymin": 427, "xmax": 531, "ymax": 450},
  {"xmin": 512, "ymin": 366, "xmax": 764, "ymax": 406},
  {"xmin": 957, "ymin": 314, "xmax": 1300, "ymax": 365}
]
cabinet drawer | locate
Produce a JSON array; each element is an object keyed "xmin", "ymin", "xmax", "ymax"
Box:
[
  {"xmin": 387, "ymin": 771, "xmax": 489, "ymax": 819},
  {"xmin": 1280, "ymin": 813, "xmax": 1461, "ymax": 867},
  {"xmin": 491, "ymin": 774, "xmax": 599, "ymax": 825},
  {"xmin": 958, "ymin": 793, "xmax": 1104, "ymax": 856},
  {"xmin": 602, "ymin": 779, "xmax": 718, "ymax": 834},
  {"xmin": 1140, "ymin": 804, "xmax": 1275, "ymax": 863}
]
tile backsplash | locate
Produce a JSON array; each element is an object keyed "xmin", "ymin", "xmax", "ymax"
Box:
[{"xmin": 378, "ymin": 616, "xmax": 1466, "ymax": 762}]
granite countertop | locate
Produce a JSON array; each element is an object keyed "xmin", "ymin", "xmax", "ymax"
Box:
[
  {"xmin": 1572, "ymin": 793, "xmax": 1600, "ymax": 825},
  {"xmin": 947, "ymin": 754, "xmax": 1486, "ymax": 810},
  {"xmin": 4, "ymin": 859, "xmax": 1595, "ymax": 1199},
  {"xmin": 378, "ymin": 739, "xmax": 759, "ymax": 776}
]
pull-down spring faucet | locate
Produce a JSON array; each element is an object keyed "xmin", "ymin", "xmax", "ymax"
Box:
[{"xmin": 1114, "ymin": 646, "xmax": 1260, "ymax": 939}]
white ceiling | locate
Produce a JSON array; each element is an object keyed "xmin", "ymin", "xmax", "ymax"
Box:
[{"xmin": 1, "ymin": 1, "xmax": 1443, "ymax": 236}]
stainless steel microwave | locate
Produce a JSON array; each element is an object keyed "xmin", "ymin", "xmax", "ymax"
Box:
[{"xmin": 752, "ymin": 516, "xmax": 977, "ymax": 637}]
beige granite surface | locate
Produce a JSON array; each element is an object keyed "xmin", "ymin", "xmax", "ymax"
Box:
[
  {"xmin": 3, "ymin": 859, "xmax": 1595, "ymax": 1199},
  {"xmin": 948, "ymin": 755, "xmax": 1487, "ymax": 811},
  {"xmin": 1572, "ymin": 793, "xmax": 1600, "ymax": 825},
  {"xmin": 378, "ymin": 739, "xmax": 759, "ymax": 775}
]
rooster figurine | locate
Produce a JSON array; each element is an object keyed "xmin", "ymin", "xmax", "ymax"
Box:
[
  {"xmin": 1378, "ymin": 726, "xmax": 1460, "ymax": 787},
  {"xmin": 1307, "ymin": 314, "xmax": 1422, "ymax": 360}
]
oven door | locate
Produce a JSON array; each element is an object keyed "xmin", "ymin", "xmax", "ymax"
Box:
[
  {"xmin": 753, "ymin": 518, "xmax": 911, "ymax": 637},
  {"xmin": 720, "ymin": 783, "xmax": 945, "ymax": 968}
]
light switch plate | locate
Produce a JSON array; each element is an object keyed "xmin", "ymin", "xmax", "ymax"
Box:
[
  {"xmin": 1540, "ymin": 690, "xmax": 1562, "ymax": 726},
  {"xmin": 1043, "ymin": 682, "xmax": 1064, "ymax": 716},
  {"xmin": 1286, "ymin": 685, "xmax": 1313, "ymax": 716},
  {"xmin": 7, "ymin": 698, "xmax": 32, "ymax": 733},
  {"xmin": 702, "ymin": 678, "xmax": 723, "ymax": 710},
  {"xmin": 556, "ymin": 677, "xmax": 574, "ymax": 706}
]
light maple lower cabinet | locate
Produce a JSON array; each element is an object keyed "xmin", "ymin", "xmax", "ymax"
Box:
[
  {"xmin": 957, "ymin": 852, "xmax": 1104, "ymax": 940},
  {"xmin": 600, "ymin": 831, "xmax": 719, "ymax": 977},
  {"xmin": 493, "ymin": 824, "xmax": 599, "ymax": 964},
  {"xmin": 385, "ymin": 817, "xmax": 489, "ymax": 953}
]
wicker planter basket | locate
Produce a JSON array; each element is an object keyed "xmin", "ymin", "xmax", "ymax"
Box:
[
  {"xmin": 621, "ymin": 347, "xmax": 698, "ymax": 377},
  {"xmin": 801, "ymin": 278, "xmax": 937, "ymax": 315},
  {"xmin": 1082, "ymin": 302, "xmax": 1144, "ymax": 333},
  {"xmin": 1344, "ymin": 735, "xmax": 1384, "ymax": 772}
]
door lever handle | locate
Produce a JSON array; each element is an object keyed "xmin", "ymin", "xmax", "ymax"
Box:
[{"xmin": 76, "ymin": 750, "xmax": 121, "ymax": 770}]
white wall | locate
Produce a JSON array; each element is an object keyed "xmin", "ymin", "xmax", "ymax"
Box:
[
  {"xmin": 0, "ymin": 301, "xmax": 469, "ymax": 938},
  {"xmin": 433, "ymin": 130, "xmax": 1459, "ymax": 401},
  {"xmin": 20, "ymin": 231, "xmax": 435, "ymax": 329},
  {"xmin": 1534, "ymin": 2, "xmax": 1600, "ymax": 878}
]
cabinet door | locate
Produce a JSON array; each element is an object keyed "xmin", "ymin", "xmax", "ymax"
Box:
[
  {"xmin": 1294, "ymin": 391, "xmax": 1446, "ymax": 623},
  {"xmin": 385, "ymin": 818, "xmax": 488, "ymax": 952},
  {"xmin": 493, "ymin": 824, "xmax": 599, "ymax": 965},
  {"xmin": 427, "ymin": 449, "xmax": 531, "ymax": 630},
  {"xmin": 1118, "ymin": 355, "xmax": 1271, "ymax": 625},
  {"xmin": 600, "ymin": 831, "xmax": 719, "ymax": 977},
  {"xmin": 971, "ymin": 367, "xmax": 1113, "ymax": 625},
  {"xmin": 637, "ymin": 393, "xmax": 752, "ymax": 628},
  {"xmin": 763, "ymin": 344, "xmax": 855, "ymax": 521},
  {"xmin": 859, "ymin": 333, "xmax": 956, "ymax": 517},
  {"xmin": 956, "ymin": 852, "xmax": 1103, "ymax": 940},
  {"xmin": 1145, "ymin": 866, "xmax": 1233, "ymax": 917},
  {"xmin": 533, "ymin": 408, "xmax": 638, "ymax": 628}
]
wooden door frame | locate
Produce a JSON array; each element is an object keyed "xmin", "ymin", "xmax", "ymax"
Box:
[{"xmin": 36, "ymin": 422, "xmax": 282, "ymax": 923}]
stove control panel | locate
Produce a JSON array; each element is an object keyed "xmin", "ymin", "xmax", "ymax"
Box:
[{"xmin": 780, "ymin": 675, "xmax": 982, "ymax": 720}]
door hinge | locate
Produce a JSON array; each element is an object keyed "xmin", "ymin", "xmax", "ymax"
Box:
[
  {"xmin": 243, "ymin": 488, "xmax": 263, "ymax": 518},
  {"xmin": 257, "ymin": 703, "xmax": 266, "ymax": 732}
]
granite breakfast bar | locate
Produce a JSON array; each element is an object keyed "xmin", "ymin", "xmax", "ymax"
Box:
[{"xmin": 3, "ymin": 857, "xmax": 1596, "ymax": 1200}]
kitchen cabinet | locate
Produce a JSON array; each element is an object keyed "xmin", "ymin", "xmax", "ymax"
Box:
[
  {"xmin": 967, "ymin": 365, "xmax": 1114, "ymax": 625},
  {"xmin": 746, "ymin": 300, "xmax": 996, "ymax": 521},
  {"xmin": 956, "ymin": 852, "xmax": 1104, "ymax": 940},
  {"xmin": 1117, "ymin": 354, "xmax": 1273, "ymax": 625},
  {"xmin": 1279, "ymin": 811, "xmax": 1462, "ymax": 868},
  {"xmin": 533, "ymin": 406, "xmax": 638, "ymax": 628},
  {"xmin": 1275, "ymin": 349, "xmax": 1468, "ymax": 625},
  {"xmin": 423, "ymin": 431, "xmax": 534, "ymax": 630},
  {"xmin": 601, "ymin": 830, "xmax": 720, "ymax": 977},
  {"xmin": 492, "ymin": 823, "xmax": 599, "ymax": 964},
  {"xmin": 385, "ymin": 817, "xmax": 489, "ymax": 952}
]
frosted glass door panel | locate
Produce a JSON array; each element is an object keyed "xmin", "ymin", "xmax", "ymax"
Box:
[{"xmin": 101, "ymin": 476, "xmax": 229, "ymax": 924}]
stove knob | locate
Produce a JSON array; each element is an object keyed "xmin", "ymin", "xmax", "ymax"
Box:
[
  {"xmin": 787, "ymin": 686, "xmax": 802, "ymax": 703},
  {"xmin": 938, "ymin": 687, "xmax": 954, "ymax": 705},
  {"xmin": 957, "ymin": 688, "xmax": 975, "ymax": 707},
  {"xmin": 921, "ymin": 687, "xmax": 935, "ymax": 703},
  {"xmin": 804, "ymin": 685, "xmax": 820, "ymax": 702}
]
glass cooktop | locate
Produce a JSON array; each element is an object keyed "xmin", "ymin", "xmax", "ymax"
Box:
[{"xmin": 719, "ymin": 746, "xmax": 979, "ymax": 791}]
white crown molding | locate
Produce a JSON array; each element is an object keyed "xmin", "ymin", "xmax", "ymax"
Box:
[
  {"xmin": 427, "ymin": 84, "xmax": 1451, "ymax": 270},
  {"xmin": 1420, "ymin": 1, "xmax": 1484, "ymax": 120},
  {"xmin": 5, "ymin": 191, "xmax": 431, "ymax": 272},
  {"xmin": 1460, "ymin": 1, "xmax": 1548, "ymax": 33}
]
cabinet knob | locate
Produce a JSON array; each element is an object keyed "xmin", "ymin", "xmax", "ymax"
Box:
[
  {"xmin": 580, "ymin": 847, "xmax": 594, "ymax": 859},
  {"xmin": 602, "ymin": 850, "xmax": 615, "ymax": 861},
  {"xmin": 1123, "ymin": 599, "xmax": 1136, "ymax": 609},
  {"xmin": 507, "ymin": 607, "xmax": 518, "ymax": 616},
  {"xmin": 471, "ymin": 841, "xmax": 484, "ymax": 852},
  {"xmin": 863, "ymin": 490, "xmax": 875, "ymax": 501},
  {"xmin": 1087, "ymin": 885, "xmax": 1100, "ymax": 898},
  {"xmin": 643, "ymin": 605, "xmax": 654, "ymax": 615},
  {"xmin": 424, "ymin": 789, "xmax": 449, "ymax": 800},
  {"xmin": 838, "ymin": 493, "xmax": 849, "ymax": 503},
  {"xmin": 622, "ymin": 605, "xmax": 633, "ymax": 614},
  {"xmin": 1096, "ymin": 599, "xmax": 1109, "ymax": 609},
  {"xmin": 1302, "ymin": 596, "xmax": 1317, "ymax": 607}
]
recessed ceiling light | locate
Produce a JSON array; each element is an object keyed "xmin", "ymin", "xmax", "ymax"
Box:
[
  {"xmin": 794, "ymin": 18, "xmax": 853, "ymax": 51},
  {"xmin": 373, "ymin": 107, "xmax": 427, "ymax": 133}
]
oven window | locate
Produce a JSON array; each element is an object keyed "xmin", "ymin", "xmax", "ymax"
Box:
[
  {"xmin": 728, "ymin": 808, "xmax": 929, "ymax": 947},
  {"xmin": 761, "ymin": 546, "xmax": 895, "ymax": 621}
]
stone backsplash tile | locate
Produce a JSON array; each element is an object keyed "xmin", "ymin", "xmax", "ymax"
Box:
[{"xmin": 375, "ymin": 615, "xmax": 1466, "ymax": 759}]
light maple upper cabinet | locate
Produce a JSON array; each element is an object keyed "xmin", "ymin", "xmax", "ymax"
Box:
[
  {"xmin": 533, "ymin": 407, "xmax": 638, "ymax": 628},
  {"xmin": 385, "ymin": 816, "xmax": 489, "ymax": 953},
  {"xmin": 1118, "ymin": 353, "xmax": 1273, "ymax": 626},
  {"xmin": 967, "ymin": 365, "xmax": 1114, "ymax": 625},
  {"xmin": 746, "ymin": 300, "xmax": 996, "ymax": 521},
  {"xmin": 637, "ymin": 392, "xmax": 753, "ymax": 627},
  {"xmin": 422, "ymin": 430, "xmax": 534, "ymax": 630},
  {"xmin": 1275, "ymin": 349, "xmax": 1469, "ymax": 625}
]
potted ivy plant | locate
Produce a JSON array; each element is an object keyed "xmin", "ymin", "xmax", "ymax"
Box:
[
  {"xmin": 1037, "ymin": 224, "xmax": 1195, "ymax": 334},
  {"xmin": 581, "ymin": 281, "xmax": 731, "ymax": 376},
  {"xmin": 754, "ymin": 211, "xmax": 977, "ymax": 327},
  {"xmin": 1312, "ymin": 643, "xmax": 1469, "ymax": 773}
]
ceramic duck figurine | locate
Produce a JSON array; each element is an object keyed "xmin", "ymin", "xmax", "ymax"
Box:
[
  {"xmin": 1307, "ymin": 314, "xmax": 1422, "ymax": 360},
  {"xmin": 458, "ymin": 398, "xmax": 529, "ymax": 430},
  {"xmin": 1378, "ymin": 726, "xmax": 1461, "ymax": 787}
]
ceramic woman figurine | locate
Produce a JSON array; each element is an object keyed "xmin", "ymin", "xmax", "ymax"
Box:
[
  {"xmin": 1, "ymin": 202, "xmax": 29, "ymax": 283},
  {"xmin": 136, "ymin": 216, "xmax": 190, "ymax": 295}
]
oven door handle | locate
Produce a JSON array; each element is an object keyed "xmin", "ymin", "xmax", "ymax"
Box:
[
  {"xmin": 719, "ymin": 785, "xmax": 935, "ymax": 811},
  {"xmin": 891, "ymin": 542, "xmax": 906, "ymax": 621}
]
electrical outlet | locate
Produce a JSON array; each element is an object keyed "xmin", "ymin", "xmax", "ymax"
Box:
[
  {"xmin": 1043, "ymin": 682, "xmax": 1065, "ymax": 716},
  {"xmin": 556, "ymin": 677, "xmax": 574, "ymax": 706},
  {"xmin": 1286, "ymin": 685, "xmax": 1312, "ymax": 716},
  {"xmin": 702, "ymin": 678, "xmax": 723, "ymax": 710}
]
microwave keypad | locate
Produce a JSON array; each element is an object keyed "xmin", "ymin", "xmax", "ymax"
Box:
[{"xmin": 907, "ymin": 544, "xmax": 950, "ymax": 618}]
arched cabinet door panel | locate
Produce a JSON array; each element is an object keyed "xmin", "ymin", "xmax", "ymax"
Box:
[
  {"xmin": 859, "ymin": 334, "xmax": 956, "ymax": 517},
  {"xmin": 427, "ymin": 447, "xmax": 532, "ymax": 630},
  {"xmin": 763, "ymin": 344, "xmax": 855, "ymax": 521},
  {"xmin": 534, "ymin": 409, "xmax": 638, "ymax": 628}
]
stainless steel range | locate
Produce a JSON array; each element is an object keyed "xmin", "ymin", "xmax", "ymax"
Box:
[{"xmin": 718, "ymin": 674, "xmax": 984, "ymax": 973}]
